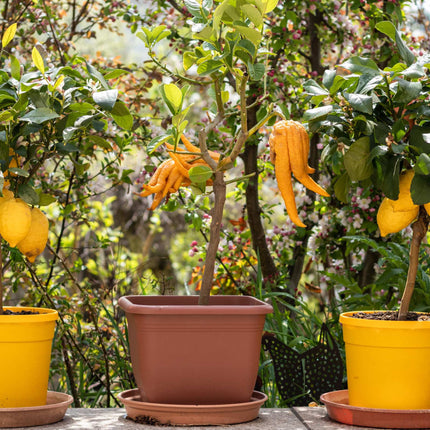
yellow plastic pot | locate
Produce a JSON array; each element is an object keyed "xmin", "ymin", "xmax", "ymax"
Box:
[
  {"xmin": 341, "ymin": 311, "xmax": 430, "ymax": 410},
  {"xmin": 0, "ymin": 307, "xmax": 58, "ymax": 407}
]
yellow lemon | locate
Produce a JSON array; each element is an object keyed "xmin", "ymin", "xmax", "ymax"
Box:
[
  {"xmin": 377, "ymin": 197, "xmax": 419, "ymax": 237},
  {"xmin": 0, "ymin": 198, "xmax": 32, "ymax": 247},
  {"xmin": 389, "ymin": 170, "xmax": 417, "ymax": 212},
  {"xmin": 0, "ymin": 188, "xmax": 14, "ymax": 206},
  {"xmin": 17, "ymin": 207, "xmax": 49, "ymax": 263},
  {"xmin": 425, "ymin": 202, "xmax": 430, "ymax": 216}
]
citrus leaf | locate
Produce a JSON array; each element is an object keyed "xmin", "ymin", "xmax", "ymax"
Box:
[
  {"xmin": 93, "ymin": 89, "xmax": 118, "ymax": 111},
  {"xmin": 111, "ymin": 101, "xmax": 133, "ymax": 130},
  {"xmin": 160, "ymin": 83, "xmax": 183, "ymax": 115},
  {"xmin": 344, "ymin": 136, "xmax": 373, "ymax": 181},
  {"xmin": 2, "ymin": 23, "xmax": 17, "ymax": 48},
  {"xmin": 32, "ymin": 46, "xmax": 45, "ymax": 74},
  {"xmin": 21, "ymin": 108, "xmax": 59, "ymax": 124},
  {"xmin": 189, "ymin": 165, "xmax": 213, "ymax": 183},
  {"xmin": 375, "ymin": 21, "xmax": 396, "ymax": 41}
]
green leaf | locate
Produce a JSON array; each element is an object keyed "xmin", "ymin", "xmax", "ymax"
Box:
[
  {"xmin": 185, "ymin": 0, "xmax": 203, "ymax": 18},
  {"xmin": 196, "ymin": 59, "xmax": 224, "ymax": 76},
  {"xmin": 8, "ymin": 167, "xmax": 29, "ymax": 178},
  {"xmin": 37, "ymin": 192, "xmax": 57, "ymax": 206},
  {"xmin": 17, "ymin": 184, "xmax": 39, "ymax": 205},
  {"xmin": 402, "ymin": 63, "xmax": 426, "ymax": 78},
  {"xmin": 334, "ymin": 172, "xmax": 350, "ymax": 203},
  {"xmin": 322, "ymin": 70, "xmax": 337, "ymax": 90},
  {"xmin": 86, "ymin": 62, "xmax": 109, "ymax": 90},
  {"xmin": 392, "ymin": 79, "xmax": 422, "ymax": 104},
  {"xmin": 241, "ymin": 4, "xmax": 263, "ymax": 27},
  {"xmin": 233, "ymin": 23, "xmax": 262, "ymax": 46},
  {"xmin": 344, "ymin": 136, "xmax": 373, "ymax": 181},
  {"xmin": 2, "ymin": 23, "xmax": 17, "ymax": 48},
  {"xmin": 160, "ymin": 83, "xmax": 183, "ymax": 115},
  {"xmin": 87, "ymin": 135, "xmax": 113, "ymax": 151},
  {"xmin": 304, "ymin": 79, "xmax": 329, "ymax": 96},
  {"xmin": 147, "ymin": 133, "xmax": 173, "ymax": 153},
  {"xmin": 111, "ymin": 101, "xmax": 133, "ymax": 130},
  {"xmin": 395, "ymin": 31, "xmax": 415, "ymax": 66},
  {"xmin": 343, "ymin": 92, "xmax": 373, "ymax": 115},
  {"xmin": 10, "ymin": 55, "xmax": 21, "ymax": 80},
  {"xmin": 375, "ymin": 154, "xmax": 401, "ymax": 199},
  {"xmin": 104, "ymin": 69, "xmax": 129, "ymax": 80},
  {"xmin": 183, "ymin": 52, "xmax": 198, "ymax": 71},
  {"xmin": 375, "ymin": 21, "xmax": 396, "ymax": 41},
  {"xmin": 235, "ymin": 39, "xmax": 256, "ymax": 58},
  {"xmin": 247, "ymin": 62, "xmax": 265, "ymax": 81},
  {"xmin": 189, "ymin": 165, "xmax": 213, "ymax": 183},
  {"xmin": 340, "ymin": 57, "xmax": 380, "ymax": 76},
  {"xmin": 21, "ymin": 108, "xmax": 59, "ymax": 124},
  {"xmin": 93, "ymin": 89, "xmax": 118, "ymax": 111},
  {"xmin": 303, "ymin": 105, "xmax": 334, "ymax": 121},
  {"xmin": 415, "ymin": 154, "xmax": 430, "ymax": 176},
  {"xmin": 411, "ymin": 174, "xmax": 430, "ymax": 205}
]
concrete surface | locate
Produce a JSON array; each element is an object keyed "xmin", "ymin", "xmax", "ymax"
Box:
[{"xmin": 5, "ymin": 407, "xmax": 389, "ymax": 430}]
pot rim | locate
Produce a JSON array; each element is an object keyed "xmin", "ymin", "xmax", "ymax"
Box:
[
  {"xmin": 340, "ymin": 310, "xmax": 430, "ymax": 328},
  {"xmin": 0, "ymin": 306, "xmax": 58, "ymax": 322},
  {"xmin": 118, "ymin": 295, "xmax": 273, "ymax": 315}
]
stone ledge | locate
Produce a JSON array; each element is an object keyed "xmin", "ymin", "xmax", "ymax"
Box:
[{"xmin": 6, "ymin": 407, "xmax": 384, "ymax": 430}]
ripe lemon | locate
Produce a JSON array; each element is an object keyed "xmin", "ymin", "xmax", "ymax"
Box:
[
  {"xmin": 0, "ymin": 198, "xmax": 32, "ymax": 247},
  {"xmin": 17, "ymin": 207, "xmax": 49, "ymax": 263},
  {"xmin": 0, "ymin": 188, "xmax": 14, "ymax": 205},
  {"xmin": 389, "ymin": 170, "xmax": 417, "ymax": 212},
  {"xmin": 377, "ymin": 197, "xmax": 419, "ymax": 237}
]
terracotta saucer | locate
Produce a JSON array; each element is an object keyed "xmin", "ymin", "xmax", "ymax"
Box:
[
  {"xmin": 118, "ymin": 389, "xmax": 267, "ymax": 426},
  {"xmin": 321, "ymin": 389, "xmax": 430, "ymax": 429},
  {"xmin": 0, "ymin": 391, "xmax": 73, "ymax": 428}
]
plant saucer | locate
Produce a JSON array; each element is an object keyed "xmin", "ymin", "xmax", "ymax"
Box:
[
  {"xmin": 118, "ymin": 388, "xmax": 267, "ymax": 426},
  {"xmin": 0, "ymin": 391, "xmax": 73, "ymax": 428},
  {"xmin": 321, "ymin": 389, "xmax": 430, "ymax": 429}
]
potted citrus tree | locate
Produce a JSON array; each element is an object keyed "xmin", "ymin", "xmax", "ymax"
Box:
[
  {"xmin": 304, "ymin": 20, "xmax": 430, "ymax": 421},
  {"xmin": 117, "ymin": 0, "xmax": 333, "ymax": 425},
  {"xmin": 0, "ymin": 22, "xmax": 132, "ymax": 419},
  {"xmin": 118, "ymin": 0, "xmax": 283, "ymax": 425}
]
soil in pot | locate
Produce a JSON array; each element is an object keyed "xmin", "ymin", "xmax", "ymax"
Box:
[
  {"xmin": 2, "ymin": 309, "xmax": 39, "ymax": 315},
  {"xmin": 351, "ymin": 311, "xmax": 430, "ymax": 321}
]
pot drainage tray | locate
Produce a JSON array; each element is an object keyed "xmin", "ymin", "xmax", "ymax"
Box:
[
  {"xmin": 0, "ymin": 391, "xmax": 73, "ymax": 428},
  {"xmin": 321, "ymin": 390, "xmax": 430, "ymax": 429},
  {"xmin": 118, "ymin": 389, "xmax": 267, "ymax": 426}
]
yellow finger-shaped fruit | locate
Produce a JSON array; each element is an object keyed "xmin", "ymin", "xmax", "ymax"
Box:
[
  {"xmin": 180, "ymin": 135, "xmax": 220, "ymax": 161},
  {"xmin": 274, "ymin": 151, "xmax": 306, "ymax": 228},
  {"xmin": 17, "ymin": 207, "xmax": 49, "ymax": 263},
  {"xmin": 377, "ymin": 197, "xmax": 419, "ymax": 237},
  {"xmin": 162, "ymin": 166, "xmax": 181, "ymax": 198},
  {"xmin": 150, "ymin": 191, "xmax": 164, "ymax": 210},
  {"xmin": 389, "ymin": 170, "xmax": 417, "ymax": 212},
  {"xmin": 0, "ymin": 198, "xmax": 32, "ymax": 247}
]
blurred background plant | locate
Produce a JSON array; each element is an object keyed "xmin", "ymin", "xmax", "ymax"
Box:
[{"xmin": 1, "ymin": 0, "xmax": 429, "ymax": 407}]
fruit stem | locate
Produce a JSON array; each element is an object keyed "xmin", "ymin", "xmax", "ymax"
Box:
[{"xmin": 398, "ymin": 206, "xmax": 429, "ymax": 320}]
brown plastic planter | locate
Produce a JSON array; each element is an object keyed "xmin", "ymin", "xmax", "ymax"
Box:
[{"xmin": 118, "ymin": 295, "xmax": 272, "ymax": 405}]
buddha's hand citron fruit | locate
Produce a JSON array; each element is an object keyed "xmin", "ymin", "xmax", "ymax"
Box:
[
  {"xmin": 17, "ymin": 207, "xmax": 49, "ymax": 263},
  {"xmin": 0, "ymin": 198, "xmax": 32, "ymax": 247},
  {"xmin": 377, "ymin": 196, "xmax": 419, "ymax": 237}
]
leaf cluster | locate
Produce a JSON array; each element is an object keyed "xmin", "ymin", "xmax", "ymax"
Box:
[{"xmin": 304, "ymin": 21, "xmax": 430, "ymax": 204}]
